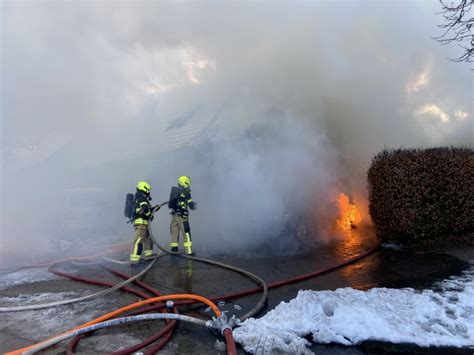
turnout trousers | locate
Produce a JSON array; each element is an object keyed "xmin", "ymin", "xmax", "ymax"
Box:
[
  {"xmin": 170, "ymin": 214, "xmax": 193, "ymax": 255},
  {"xmin": 130, "ymin": 224, "xmax": 153, "ymax": 262}
]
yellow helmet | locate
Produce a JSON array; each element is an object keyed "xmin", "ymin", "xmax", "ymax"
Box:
[
  {"xmin": 178, "ymin": 175, "xmax": 191, "ymax": 188},
  {"xmin": 137, "ymin": 181, "xmax": 152, "ymax": 193}
]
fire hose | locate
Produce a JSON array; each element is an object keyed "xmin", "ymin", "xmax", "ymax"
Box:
[
  {"xmin": 58, "ymin": 266, "xmax": 213, "ymax": 355},
  {"xmin": 49, "ymin": 265, "xmax": 179, "ymax": 355},
  {"xmin": 9, "ymin": 257, "xmax": 191, "ymax": 353},
  {"xmin": 8, "ymin": 294, "xmax": 228, "ymax": 355},
  {"xmin": 50, "ymin": 267, "xmax": 151, "ymax": 299},
  {"xmin": 62, "ymin": 238, "xmax": 380, "ymax": 354},
  {"xmin": 2, "ymin": 216, "xmax": 245, "ymax": 354},
  {"xmin": 103, "ymin": 237, "xmax": 379, "ymax": 354},
  {"xmin": 3, "ymin": 209, "xmax": 380, "ymax": 354},
  {"xmin": 0, "ymin": 258, "xmax": 159, "ymax": 312},
  {"xmin": 5, "ymin": 237, "xmax": 380, "ymax": 354},
  {"xmin": 138, "ymin": 239, "xmax": 380, "ymax": 317},
  {"xmin": 21, "ymin": 313, "xmax": 213, "ymax": 355},
  {"xmin": 148, "ymin": 226, "xmax": 269, "ymax": 321},
  {"xmin": 0, "ymin": 257, "xmax": 159, "ymax": 312},
  {"xmin": 98, "ymin": 239, "xmax": 381, "ymax": 321},
  {"xmin": 65, "ymin": 251, "xmax": 246, "ymax": 355}
]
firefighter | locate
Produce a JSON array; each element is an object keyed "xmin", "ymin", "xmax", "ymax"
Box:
[
  {"xmin": 169, "ymin": 175, "xmax": 197, "ymax": 255},
  {"xmin": 130, "ymin": 181, "xmax": 159, "ymax": 263}
]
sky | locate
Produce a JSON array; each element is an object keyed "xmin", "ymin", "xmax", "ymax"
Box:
[{"xmin": 1, "ymin": 1, "xmax": 472, "ymax": 264}]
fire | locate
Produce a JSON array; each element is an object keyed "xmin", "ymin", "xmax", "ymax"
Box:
[{"xmin": 336, "ymin": 193, "xmax": 361, "ymax": 231}]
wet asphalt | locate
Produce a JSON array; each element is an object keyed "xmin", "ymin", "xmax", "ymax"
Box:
[{"xmin": 0, "ymin": 225, "xmax": 473, "ymax": 354}]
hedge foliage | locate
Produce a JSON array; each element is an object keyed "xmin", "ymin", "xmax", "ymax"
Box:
[{"xmin": 368, "ymin": 147, "xmax": 474, "ymax": 245}]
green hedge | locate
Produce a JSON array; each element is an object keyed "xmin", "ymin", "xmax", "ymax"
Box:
[{"xmin": 367, "ymin": 147, "xmax": 474, "ymax": 245}]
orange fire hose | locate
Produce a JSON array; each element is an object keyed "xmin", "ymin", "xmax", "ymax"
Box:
[
  {"xmin": 6, "ymin": 294, "xmax": 221, "ymax": 355},
  {"xmin": 5, "ymin": 231, "xmax": 379, "ymax": 354}
]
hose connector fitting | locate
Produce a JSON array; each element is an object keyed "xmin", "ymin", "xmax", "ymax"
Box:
[{"xmin": 211, "ymin": 311, "xmax": 238, "ymax": 335}]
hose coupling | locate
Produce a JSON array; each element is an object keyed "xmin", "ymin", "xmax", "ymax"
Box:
[
  {"xmin": 166, "ymin": 300, "xmax": 174, "ymax": 309},
  {"xmin": 211, "ymin": 311, "xmax": 239, "ymax": 335}
]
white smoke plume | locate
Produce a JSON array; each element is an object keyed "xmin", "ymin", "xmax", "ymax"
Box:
[{"xmin": 1, "ymin": 1, "xmax": 471, "ymax": 266}]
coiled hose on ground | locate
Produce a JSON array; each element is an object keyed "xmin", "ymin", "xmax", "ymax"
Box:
[
  {"xmin": 22, "ymin": 313, "xmax": 211, "ymax": 355},
  {"xmin": 148, "ymin": 226, "xmax": 269, "ymax": 321},
  {"xmin": 0, "ymin": 257, "xmax": 159, "ymax": 312},
  {"xmin": 2, "ymin": 218, "xmax": 265, "ymax": 354},
  {"xmin": 3, "ymin": 218, "xmax": 380, "ymax": 354},
  {"xmin": 7, "ymin": 294, "xmax": 226, "ymax": 355},
  {"xmin": 105, "ymin": 236, "xmax": 380, "ymax": 354},
  {"xmin": 49, "ymin": 266, "xmax": 179, "ymax": 355}
]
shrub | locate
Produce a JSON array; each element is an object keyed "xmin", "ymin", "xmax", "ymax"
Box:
[{"xmin": 367, "ymin": 147, "xmax": 474, "ymax": 245}]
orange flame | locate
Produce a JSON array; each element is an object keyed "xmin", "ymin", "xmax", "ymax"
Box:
[{"xmin": 336, "ymin": 193, "xmax": 361, "ymax": 231}]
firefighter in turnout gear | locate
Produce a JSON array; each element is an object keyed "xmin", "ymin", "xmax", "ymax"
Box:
[
  {"xmin": 169, "ymin": 176, "xmax": 197, "ymax": 255},
  {"xmin": 130, "ymin": 181, "xmax": 158, "ymax": 263}
]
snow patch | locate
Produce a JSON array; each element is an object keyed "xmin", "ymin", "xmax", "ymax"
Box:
[
  {"xmin": 0, "ymin": 268, "xmax": 60, "ymax": 291},
  {"xmin": 234, "ymin": 266, "xmax": 474, "ymax": 353},
  {"xmin": 0, "ymin": 291, "xmax": 78, "ymax": 304},
  {"xmin": 1, "ymin": 293, "xmax": 128, "ymax": 342}
]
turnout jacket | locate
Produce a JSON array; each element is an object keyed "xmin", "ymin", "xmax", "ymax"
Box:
[
  {"xmin": 172, "ymin": 186, "xmax": 195, "ymax": 218},
  {"xmin": 133, "ymin": 190, "xmax": 152, "ymax": 225}
]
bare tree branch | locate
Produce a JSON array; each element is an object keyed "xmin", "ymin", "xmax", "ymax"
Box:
[{"xmin": 433, "ymin": 0, "xmax": 473, "ymax": 63}]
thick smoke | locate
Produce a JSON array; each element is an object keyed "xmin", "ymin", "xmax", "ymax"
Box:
[{"xmin": 1, "ymin": 2, "xmax": 471, "ymax": 266}]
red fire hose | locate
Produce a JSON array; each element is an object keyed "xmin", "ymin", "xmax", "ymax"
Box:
[
  {"xmin": 9, "ymin": 238, "xmax": 379, "ymax": 354},
  {"xmin": 48, "ymin": 267, "xmax": 151, "ymax": 300},
  {"xmin": 49, "ymin": 266, "xmax": 178, "ymax": 355},
  {"xmin": 72, "ymin": 240, "xmax": 379, "ymax": 354},
  {"xmin": 59, "ymin": 266, "xmax": 235, "ymax": 355}
]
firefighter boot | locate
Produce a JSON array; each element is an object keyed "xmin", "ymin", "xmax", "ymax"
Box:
[{"xmin": 170, "ymin": 242, "xmax": 179, "ymax": 253}]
